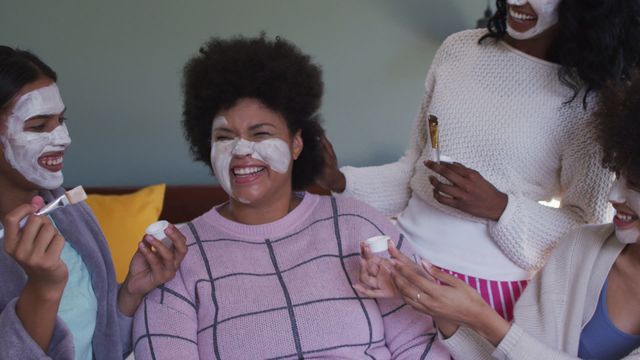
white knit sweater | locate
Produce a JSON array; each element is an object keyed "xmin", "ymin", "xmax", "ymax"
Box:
[
  {"xmin": 341, "ymin": 29, "xmax": 613, "ymax": 272},
  {"xmin": 442, "ymin": 224, "xmax": 640, "ymax": 359}
]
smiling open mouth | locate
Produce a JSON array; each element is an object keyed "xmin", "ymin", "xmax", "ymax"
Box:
[
  {"xmin": 509, "ymin": 8, "xmax": 537, "ymax": 22},
  {"xmin": 233, "ymin": 166, "xmax": 266, "ymax": 177},
  {"xmin": 614, "ymin": 211, "xmax": 639, "ymax": 228},
  {"xmin": 38, "ymin": 152, "xmax": 64, "ymax": 172}
]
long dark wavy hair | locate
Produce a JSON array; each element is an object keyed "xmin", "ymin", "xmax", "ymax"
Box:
[
  {"xmin": 482, "ymin": 0, "xmax": 640, "ymax": 106},
  {"xmin": 596, "ymin": 73, "xmax": 640, "ymax": 181},
  {"xmin": 0, "ymin": 46, "xmax": 57, "ymax": 112}
]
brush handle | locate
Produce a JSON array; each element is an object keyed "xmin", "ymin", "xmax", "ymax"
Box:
[{"xmin": 35, "ymin": 195, "xmax": 68, "ymax": 216}]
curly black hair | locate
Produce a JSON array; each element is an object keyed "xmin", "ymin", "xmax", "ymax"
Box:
[
  {"xmin": 596, "ymin": 75, "xmax": 640, "ymax": 182},
  {"xmin": 182, "ymin": 34, "xmax": 325, "ymax": 190},
  {"xmin": 482, "ymin": 0, "xmax": 640, "ymax": 106},
  {"xmin": 0, "ymin": 46, "xmax": 57, "ymax": 112}
]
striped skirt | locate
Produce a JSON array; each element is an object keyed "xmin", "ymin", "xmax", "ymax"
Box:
[{"xmin": 440, "ymin": 268, "xmax": 528, "ymax": 322}]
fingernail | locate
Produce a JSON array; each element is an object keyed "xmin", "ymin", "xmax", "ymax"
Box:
[
  {"xmin": 421, "ymin": 259, "xmax": 432, "ymax": 271},
  {"xmin": 139, "ymin": 242, "xmax": 147, "ymax": 250},
  {"xmin": 166, "ymin": 225, "xmax": 175, "ymax": 234},
  {"xmin": 387, "ymin": 238, "xmax": 396, "ymax": 248}
]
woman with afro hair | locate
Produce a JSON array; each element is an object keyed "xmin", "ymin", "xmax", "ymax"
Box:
[
  {"xmin": 132, "ymin": 34, "xmax": 450, "ymax": 360},
  {"xmin": 384, "ymin": 74, "xmax": 640, "ymax": 359},
  {"xmin": 321, "ymin": 0, "xmax": 640, "ymax": 322}
]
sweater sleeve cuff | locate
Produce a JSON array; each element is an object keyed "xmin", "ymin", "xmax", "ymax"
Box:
[
  {"xmin": 493, "ymin": 323, "xmax": 525, "ymax": 360},
  {"xmin": 117, "ymin": 303, "xmax": 134, "ymax": 354},
  {"xmin": 489, "ymin": 193, "xmax": 519, "ymax": 241},
  {"xmin": 0, "ymin": 297, "xmax": 74, "ymax": 359},
  {"xmin": 440, "ymin": 326, "xmax": 495, "ymax": 360}
]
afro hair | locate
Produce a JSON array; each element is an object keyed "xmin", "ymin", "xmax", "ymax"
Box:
[{"xmin": 182, "ymin": 34, "xmax": 325, "ymax": 190}]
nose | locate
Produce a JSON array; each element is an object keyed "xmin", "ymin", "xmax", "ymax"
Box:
[
  {"xmin": 232, "ymin": 138, "xmax": 254, "ymax": 156},
  {"xmin": 608, "ymin": 179, "xmax": 627, "ymax": 204},
  {"xmin": 50, "ymin": 123, "xmax": 72, "ymax": 147}
]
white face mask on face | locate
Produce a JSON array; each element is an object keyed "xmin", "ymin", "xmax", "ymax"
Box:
[
  {"xmin": 0, "ymin": 84, "xmax": 71, "ymax": 189},
  {"xmin": 506, "ymin": 0, "xmax": 561, "ymax": 40},
  {"xmin": 209, "ymin": 116, "xmax": 291, "ymax": 202},
  {"xmin": 608, "ymin": 176, "xmax": 640, "ymax": 244}
]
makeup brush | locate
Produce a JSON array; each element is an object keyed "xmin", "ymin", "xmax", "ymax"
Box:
[
  {"xmin": 428, "ymin": 114, "xmax": 440, "ymax": 163},
  {"xmin": 36, "ymin": 186, "xmax": 88, "ymax": 215}
]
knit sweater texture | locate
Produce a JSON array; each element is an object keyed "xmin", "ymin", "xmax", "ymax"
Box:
[
  {"xmin": 133, "ymin": 193, "xmax": 449, "ymax": 359},
  {"xmin": 442, "ymin": 224, "xmax": 640, "ymax": 359},
  {"xmin": 341, "ymin": 29, "xmax": 613, "ymax": 272}
]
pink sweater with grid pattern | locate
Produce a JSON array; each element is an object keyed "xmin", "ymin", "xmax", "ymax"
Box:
[{"xmin": 133, "ymin": 193, "xmax": 449, "ymax": 359}]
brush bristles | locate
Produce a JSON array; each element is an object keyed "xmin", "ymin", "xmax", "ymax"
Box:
[{"xmin": 65, "ymin": 186, "xmax": 88, "ymax": 204}]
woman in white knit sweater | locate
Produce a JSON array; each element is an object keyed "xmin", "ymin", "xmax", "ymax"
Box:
[
  {"xmin": 321, "ymin": 0, "xmax": 640, "ymax": 319},
  {"xmin": 385, "ymin": 76, "xmax": 640, "ymax": 359}
]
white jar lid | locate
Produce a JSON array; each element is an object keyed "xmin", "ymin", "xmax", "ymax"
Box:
[
  {"xmin": 145, "ymin": 220, "xmax": 169, "ymax": 241},
  {"xmin": 365, "ymin": 235, "xmax": 390, "ymax": 253}
]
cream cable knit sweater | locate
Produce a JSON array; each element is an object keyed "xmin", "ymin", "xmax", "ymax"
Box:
[
  {"xmin": 341, "ymin": 29, "xmax": 613, "ymax": 272},
  {"xmin": 442, "ymin": 224, "xmax": 640, "ymax": 359}
]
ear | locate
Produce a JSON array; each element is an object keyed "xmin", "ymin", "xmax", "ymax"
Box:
[{"xmin": 292, "ymin": 129, "xmax": 303, "ymax": 160}]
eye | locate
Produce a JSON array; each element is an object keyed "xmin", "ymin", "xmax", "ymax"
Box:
[
  {"xmin": 253, "ymin": 131, "xmax": 272, "ymax": 138},
  {"xmin": 27, "ymin": 124, "xmax": 46, "ymax": 132},
  {"xmin": 59, "ymin": 116, "xmax": 66, "ymax": 124},
  {"xmin": 213, "ymin": 135, "xmax": 233, "ymax": 142},
  {"xmin": 628, "ymin": 179, "xmax": 640, "ymax": 192},
  {"xmin": 24, "ymin": 121, "xmax": 47, "ymax": 132}
]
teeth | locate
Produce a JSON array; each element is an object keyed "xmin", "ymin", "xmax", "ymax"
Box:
[
  {"xmin": 509, "ymin": 8, "xmax": 536, "ymax": 20},
  {"xmin": 616, "ymin": 212, "xmax": 638, "ymax": 222},
  {"xmin": 233, "ymin": 167, "xmax": 264, "ymax": 176},
  {"xmin": 43, "ymin": 157, "xmax": 63, "ymax": 166}
]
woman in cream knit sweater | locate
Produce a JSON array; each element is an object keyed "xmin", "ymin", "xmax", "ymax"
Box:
[
  {"xmin": 320, "ymin": 0, "xmax": 640, "ymax": 319},
  {"xmin": 386, "ymin": 75, "xmax": 640, "ymax": 359}
]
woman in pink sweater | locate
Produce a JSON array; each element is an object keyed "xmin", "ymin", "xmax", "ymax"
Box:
[{"xmin": 132, "ymin": 35, "xmax": 449, "ymax": 359}]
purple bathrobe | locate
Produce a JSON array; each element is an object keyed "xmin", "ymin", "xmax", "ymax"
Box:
[{"xmin": 0, "ymin": 188, "xmax": 132, "ymax": 359}]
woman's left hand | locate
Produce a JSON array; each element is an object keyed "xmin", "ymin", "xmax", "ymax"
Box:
[
  {"xmin": 424, "ymin": 160, "xmax": 508, "ymax": 221},
  {"xmin": 117, "ymin": 224, "xmax": 188, "ymax": 316},
  {"xmin": 390, "ymin": 260, "xmax": 484, "ymax": 326},
  {"xmin": 390, "ymin": 260, "xmax": 510, "ymax": 345}
]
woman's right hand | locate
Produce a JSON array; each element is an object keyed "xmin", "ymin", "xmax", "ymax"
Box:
[
  {"xmin": 315, "ymin": 133, "xmax": 346, "ymax": 193},
  {"xmin": 353, "ymin": 241, "xmax": 398, "ymax": 298},
  {"xmin": 3, "ymin": 197, "xmax": 69, "ymax": 352},
  {"xmin": 3, "ymin": 197, "xmax": 68, "ymax": 296}
]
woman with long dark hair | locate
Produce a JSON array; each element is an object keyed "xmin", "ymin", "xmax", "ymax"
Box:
[
  {"xmin": 322, "ymin": 0, "xmax": 640, "ymax": 319},
  {"xmin": 387, "ymin": 74, "xmax": 640, "ymax": 359},
  {"xmin": 0, "ymin": 46, "xmax": 187, "ymax": 359}
]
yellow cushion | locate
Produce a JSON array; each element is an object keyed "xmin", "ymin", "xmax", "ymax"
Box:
[{"xmin": 86, "ymin": 184, "xmax": 166, "ymax": 282}]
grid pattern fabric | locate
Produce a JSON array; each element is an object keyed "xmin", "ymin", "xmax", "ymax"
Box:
[{"xmin": 133, "ymin": 193, "xmax": 450, "ymax": 359}]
